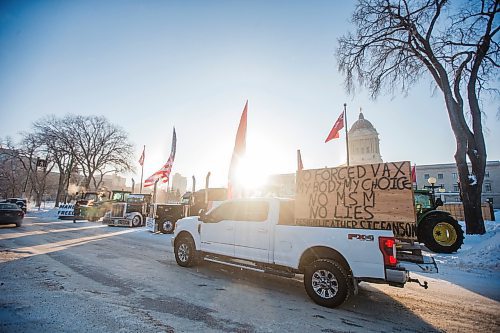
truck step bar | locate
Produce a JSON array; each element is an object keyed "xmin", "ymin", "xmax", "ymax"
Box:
[{"xmin": 203, "ymin": 256, "xmax": 296, "ymax": 278}]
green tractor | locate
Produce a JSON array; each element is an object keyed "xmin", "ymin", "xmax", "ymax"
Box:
[
  {"xmin": 414, "ymin": 189, "xmax": 464, "ymax": 253},
  {"xmin": 80, "ymin": 190, "xmax": 131, "ymax": 222}
]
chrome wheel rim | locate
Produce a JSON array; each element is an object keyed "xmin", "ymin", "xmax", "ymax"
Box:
[
  {"xmin": 312, "ymin": 269, "xmax": 338, "ymax": 299},
  {"xmin": 132, "ymin": 216, "xmax": 140, "ymax": 226},
  {"xmin": 178, "ymin": 243, "xmax": 189, "ymax": 262},
  {"xmin": 163, "ymin": 221, "xmax": 173, "ymax": 231}
]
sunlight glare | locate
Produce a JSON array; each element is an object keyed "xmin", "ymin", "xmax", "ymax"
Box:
[{"xmin": 234, "ymin": 155, "xmax": 269, "ymax": 191}]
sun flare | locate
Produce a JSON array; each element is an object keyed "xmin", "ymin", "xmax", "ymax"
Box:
[{"xmin": 233, "ymin": 156, "xmax": 269, "ymax": 191}]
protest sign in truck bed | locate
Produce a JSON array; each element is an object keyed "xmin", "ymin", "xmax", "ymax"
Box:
[{"xmin": 293, "ymin": 161, "xmax": 417, "ymax": 239}]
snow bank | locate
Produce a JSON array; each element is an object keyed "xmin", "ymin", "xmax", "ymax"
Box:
[
  {"xmin": 429, "ymin": 210, "xmax": 500, "ymax": 300},
  {"xmin": 27, "ymin": 201, "xmax": 59, "ymax": 219}
]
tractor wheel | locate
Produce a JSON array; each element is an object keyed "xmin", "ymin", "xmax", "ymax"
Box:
[{"xmin": 419, "ymin": 215, "xmax": 464, "ymax": 253}]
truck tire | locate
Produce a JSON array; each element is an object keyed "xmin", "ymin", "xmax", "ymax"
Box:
[
  {"xmin": 159, "ymin": 220, "xmax": 175, "ymax": 234},
  {"xmin": 419, "ymin": 215, "xmax": 464, "ymax": 253},
  {"xmin": 174, "ymin": 236, "xmax": 197, "ymax": 267},
  {"xmin": 131, "ymin": 215, "xmax": 142, "ymax": 227},
  {"xmin": 304, "ymin": 259, "xmax": 350, "ymax": 308}
]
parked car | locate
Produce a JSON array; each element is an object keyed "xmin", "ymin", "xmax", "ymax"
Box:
[
  {"xmin": 1, "ymin": 198, "xmax": 27, "ymax": 213},
  {"xmin": 0, "ymin": 203, "xmax": 24, "ymax": 227}
]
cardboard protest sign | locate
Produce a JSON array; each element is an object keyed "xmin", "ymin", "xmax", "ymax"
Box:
[{"xmin": 291, "ymin": 161, "xmax": 417, "ymax": 239}]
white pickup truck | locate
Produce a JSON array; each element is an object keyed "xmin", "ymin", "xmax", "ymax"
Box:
[{"xmin": 172, "ymin": 197, "xmax": 427, "ymax": 308}]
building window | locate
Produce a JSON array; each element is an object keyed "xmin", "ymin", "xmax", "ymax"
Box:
[
  {"xmin": 485, "ymin": 171, "xmax": 490, "ymax": 178},
  {"xmin": 485, "ymin": 183, "xmax": 492, "ymax": 192},
  {"xmin": 438, "ymin": 173, "xmax": 443, "ymax": 179},
  {"xmin": 424, "ymin": 174, "xmax": 430, "ymax": 180},
  {"xmin": 453, "ymin": 184, "xmax": 459, "ymax": 192},
  {"xmin": 452, "ymin": 172, "xmax": 457, "ymax": 179}
]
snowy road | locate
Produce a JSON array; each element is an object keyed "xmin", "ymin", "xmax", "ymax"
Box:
[{"xmin": 0, "ymin": 214, "xmax": 498, "ymax": 332}]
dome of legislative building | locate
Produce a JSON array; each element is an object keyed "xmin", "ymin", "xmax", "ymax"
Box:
[
  {"xmin": 348, "ymin": 111, "xmax": 383, "ymax": 165},
  {"xmin": 348, "ymin": 112, "xmax": 377, "ymax": 133}
]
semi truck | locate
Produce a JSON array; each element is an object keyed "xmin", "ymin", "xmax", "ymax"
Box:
[{"xmin": 103, "ymin": 193, "xmax": 152, "ymax": 227}]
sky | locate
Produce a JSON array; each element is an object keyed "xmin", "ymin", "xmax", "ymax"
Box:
[{"xmin": 1, "ymin": 0, "xmax": 499, "ymax": 189}]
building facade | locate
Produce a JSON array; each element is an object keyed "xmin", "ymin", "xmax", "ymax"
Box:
[
  {"xmin": 171, "ymin": 173, "xmax": 187, "ymax": 195},
  {"xmin": 415, "ymin": 161, "xmax": 500, "ymax": 208}
]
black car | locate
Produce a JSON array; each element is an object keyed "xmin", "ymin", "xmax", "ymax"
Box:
[
  {"xmin": 0, "ymin": 203, "xmax": 24, "ymax": 227},
  {"xmin": 1, "ymin": 198, "xmax": 27, "ymax": 213}
]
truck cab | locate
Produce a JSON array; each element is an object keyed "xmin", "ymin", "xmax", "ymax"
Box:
[
  {"xmin": 103, "ymin": 193, "xmax": 151, "ymax": 227},
  {"xmin": 146, "ymin": 203, "xmax": 185, "ymax": 233}
]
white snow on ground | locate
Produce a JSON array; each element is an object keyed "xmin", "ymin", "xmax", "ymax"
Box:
[{"xmin": 24, "ymin": 202, "xmax": 500, "ymax": 300}]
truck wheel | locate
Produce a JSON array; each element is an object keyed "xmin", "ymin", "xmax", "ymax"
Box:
[
  {"xmin": 419, "ymin": 215, "xmax": 464, "ymax": 253},
  {"xmin": 131, "ymin": 215, "xmax": 142, "ymax": 227},
  {"xmin": 304, "ymin": 259, "xmax": 350, "ymax": 308},
  {"xmin": 160, "ymin": 220, "xmax": 175, "ymax": 234},
  {"xmin": 174, "ymin": 236, "xmax": 197, "ymax": 267}
]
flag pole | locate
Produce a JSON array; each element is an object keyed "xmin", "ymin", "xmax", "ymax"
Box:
[
  {"xmin": 139, "ymin": 145, "xmax": 145, "ymax": 194},
  {"xmin": 344, "ymin": 103, "xmax": 350, "ymax": 166}
]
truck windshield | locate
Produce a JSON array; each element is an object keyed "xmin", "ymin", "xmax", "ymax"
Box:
[
  {"xmin": 127, "ymin": 195, "xmax": 145, "ymax": 203},
  {"xmin": 112, "ymin": 192, "xmax": 129, "ymax": 201}
]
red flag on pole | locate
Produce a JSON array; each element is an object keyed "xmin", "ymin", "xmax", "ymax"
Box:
[
  {"xmin": 139, "ymin": 146, "xmax": 145, "ymax": 166},
  {"xmin": 325, "ymin": 111, "xmax": 345, "ymax": 143},
  {"xmin": 144, "ymin": 128, "xmax": 177, "ymax": 187},
  {"xmin": 411, "ymin": 164, "xmax": 416, "ymax": 183},
  {"xmin": 297, "ymin": 149, "xmax": 303, "ymax": 171},
  {"xmin": 228, "ymin": 101, "xmax": 248, "ymax": 199}
]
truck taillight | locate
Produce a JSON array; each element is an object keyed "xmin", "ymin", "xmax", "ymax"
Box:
[{"xmin": 379, "ymin": 236, "xmax": 397, "ymax": 267}]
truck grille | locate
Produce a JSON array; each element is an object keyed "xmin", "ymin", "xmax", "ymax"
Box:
[{"xmin": 111, "ymin": 203, "xmax": 126, "ymax": 218}]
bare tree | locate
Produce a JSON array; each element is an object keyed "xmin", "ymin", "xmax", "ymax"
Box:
[
  {"xmin": 0, "ymin": 137, "xmax": 26, "ymax": 198},
  {"xmin": 33, "ymin": 116, "xmax": 78, "ymax": 206},
  {"xmin": 62, "ymin": 115, "xmax": 134, "ymax": 191},
  {"xmin": 20, "ymin": 134, "xmax": 56, "ymax": 207},
  {"xmin": 337, "ymin": 0, "xmax": 498, "ymax": 234}
]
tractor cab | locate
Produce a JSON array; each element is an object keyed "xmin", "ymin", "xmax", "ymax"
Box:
[{"xmin": 414, "ymin": 189, "xmax": 443, "ymax": 214}]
